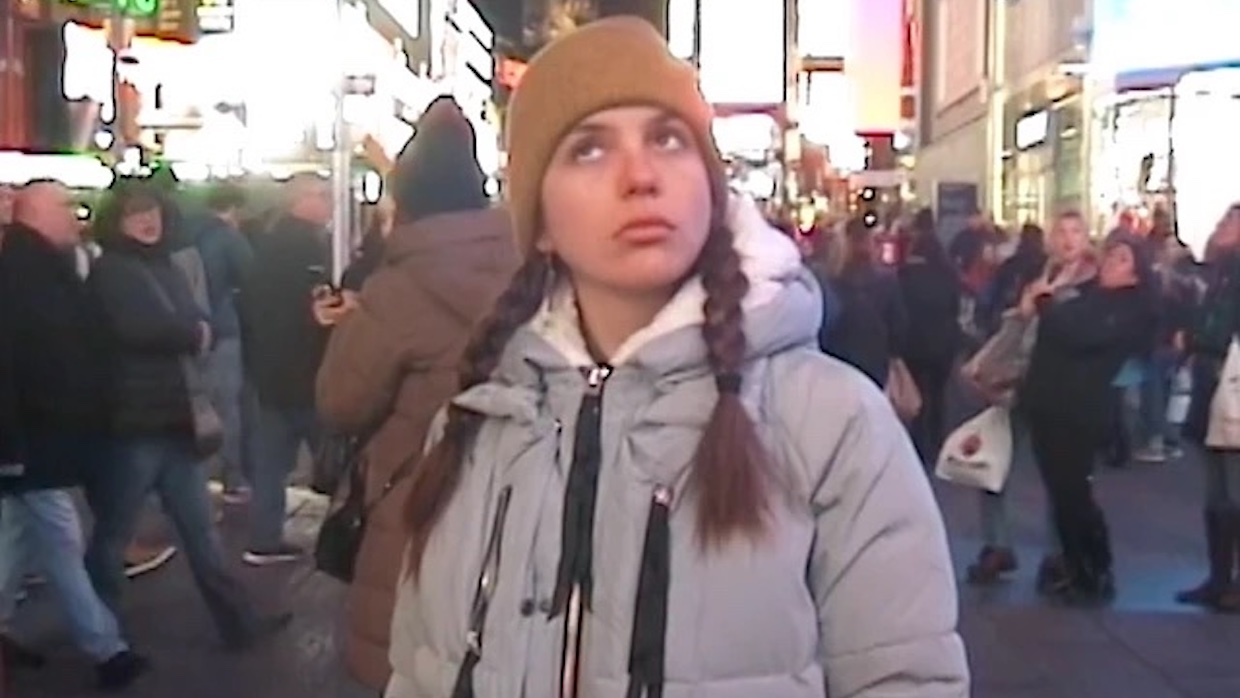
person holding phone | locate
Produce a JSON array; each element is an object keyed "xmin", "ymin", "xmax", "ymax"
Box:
[
  {"xmin": 239, "ymin": 174, "xmax": 335, "ymax": 565},
  {"xmin": 309, "ymin": 268, "xmax": 358, "ymax": 327}
]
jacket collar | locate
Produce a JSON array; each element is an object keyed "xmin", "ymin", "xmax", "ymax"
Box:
[{"xmin": 468, "ymin": 195, "xmax": 822, "ymax": 411}]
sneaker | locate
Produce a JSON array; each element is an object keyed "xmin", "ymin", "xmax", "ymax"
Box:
[
  {"xmin": 965, "ymin": 546, "xmax": 1018, "ymax": 585},
  {"xmin": 1, "ymin": 633, "xmax": 46, "ymax": 669},
  {"xmin": 125, "ymin": 544, "xmax": 177, "ymax": 578},
  {"xmin": 223, "ymin": 612, "xmax": 293, "ymax": 652},
  {"xmin": 95, "ymin": 650, "xmax": 150, "ymax": 691},
  {"xmin": 1176, "ymin": 577, "xmax": 1223, "ymax": 607},
  {"xmin": 242, "ymin": 543, "xmax": 304, "ymax": 567},
  {"xmin": 1134, "ymin": 446, "xmax": 1168, "ymax": 464}
]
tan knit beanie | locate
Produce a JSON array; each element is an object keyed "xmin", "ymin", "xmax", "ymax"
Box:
[{"xmin": 504, "ymin": 16, "xmax": 725, "ymax": 259}]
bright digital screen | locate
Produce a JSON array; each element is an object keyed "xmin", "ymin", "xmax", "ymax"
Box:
[
  {"xmin": 847, "ymin": 0, "xmax": 902, "ymax": 133},
  {"xmin": 697, "ymin": 2, "xmax": 785, "ymax": 105},
  {"xmin": 1092, "ymin": 0, "xmax": 1240, "ymax": 78}
]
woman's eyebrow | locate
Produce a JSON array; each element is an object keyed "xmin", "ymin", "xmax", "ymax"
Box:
[
  {"xmin": 648, "ymin": 112, "xmax": 682, "ymax": 128},
  {"xmin": 567, "ymin": 121, "xmax": 610, "ymax": 138}
]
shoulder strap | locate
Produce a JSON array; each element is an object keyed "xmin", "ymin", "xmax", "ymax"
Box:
[{"xmin": 362, "ymin": 449, "xmax": 420, "ymax": 516}]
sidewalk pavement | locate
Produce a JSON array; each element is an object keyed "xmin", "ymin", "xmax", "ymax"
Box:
[{"xmin": 8, "ymin": 452, "xmax": 1240, "ymax": 697}]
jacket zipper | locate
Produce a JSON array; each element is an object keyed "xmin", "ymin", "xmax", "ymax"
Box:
[
  {"xmin": 451, "ymin": 486, "xmax": 514, "ymax": 698},
  {"xmin": 557, "ymin": 363, "xmax": 612, "ymax": 698}
]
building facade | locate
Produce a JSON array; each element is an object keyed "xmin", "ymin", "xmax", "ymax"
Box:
[
  {"xmin": 996, "ymin": 0, "xmax": 1088, "ymax": 225},
  {"xmin": 912, "ymin": 0, "xmax": 994, "ymax": 234}
]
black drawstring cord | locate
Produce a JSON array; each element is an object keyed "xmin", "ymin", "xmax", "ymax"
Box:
[{"xmin": 626, "ymin": 485, "xmax": 672, "ymax": 698}]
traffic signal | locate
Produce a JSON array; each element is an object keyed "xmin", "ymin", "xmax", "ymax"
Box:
[{"xmin": 857, "ymin": 187, "xmax": 879, "ymax": 229}]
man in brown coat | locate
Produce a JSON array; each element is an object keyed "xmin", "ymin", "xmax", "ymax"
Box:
[{"xmin": 316, "ymin": 97, "xmax": 519, "ymax": 690}]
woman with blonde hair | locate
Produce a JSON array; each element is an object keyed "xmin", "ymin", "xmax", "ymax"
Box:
[{"xmin": 385, "ymin": 18, "xmax": 967, "ymax": 698}]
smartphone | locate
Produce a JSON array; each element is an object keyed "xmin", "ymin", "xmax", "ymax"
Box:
[{"xmin": 307, "ymin": 265, "xmax": 340, "ymax": 296}]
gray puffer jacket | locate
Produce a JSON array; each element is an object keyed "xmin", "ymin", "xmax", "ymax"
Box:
[{"xmin": 387, "ymin": 197, "xmax": 969, "ymax": 698}]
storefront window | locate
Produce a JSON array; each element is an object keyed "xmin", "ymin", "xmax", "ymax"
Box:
[
  {"xmin": 1002, "ymin": 98, "xmax": 1086, "ymax": 225},
  {"xmin": 1089, "ymin": 90, "xmax": 1173, "ymax": 232},
  {"xmin": 1052, "ymin": 98, "xmax": 1084, "ymax": 211}
]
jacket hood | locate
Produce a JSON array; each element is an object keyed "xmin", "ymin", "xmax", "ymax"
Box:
[
  {"xmin": 490, "ymin": 194, "xmax": 822, "ymax": 390},
  {"xmin": 382, "ymin": 207, "xmax": 519, "ymax": 323}
]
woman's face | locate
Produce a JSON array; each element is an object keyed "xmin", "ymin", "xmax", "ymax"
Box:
[
  {"xmin": 538, "ymin": 106, "xmax": 713, "ymax": 298},
  {"xmin": 1049, "ymin": 215, "xmax": 1089, "ymax": 263},
  {"xmin": 121, "ymin": 205, "xmax": 163, "ymax": 245},
  {"xmin": 1100, "ymin": 243, "xmax": 1138, "ymax": 289}
]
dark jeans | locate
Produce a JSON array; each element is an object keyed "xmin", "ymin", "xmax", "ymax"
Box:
[
  {"xmin": 249, "ymin": 405, "xmax": 320, "ymax": 550},
  {"xmin": 1103, "ymin": 387, "xmax": 1132, "ymax": 466},
  {"xmin": 83, "ymin": 435, "xmax": 259, "ymax": 641},
  {"xmin": 906, "ymin": 357, "xmax": 952, "ymax": 466},
  {"xmin": 1029, "ymin": 416, "xmax": 1112, "ymax": 581}
]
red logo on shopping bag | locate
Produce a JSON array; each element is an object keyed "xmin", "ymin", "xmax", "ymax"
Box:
[{"xmin": 962, "ymin": 434, "xmax": 982, "ymax": 457}]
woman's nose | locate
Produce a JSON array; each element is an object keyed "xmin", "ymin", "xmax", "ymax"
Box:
[{"xmin": 617, "ymin": 147, "xmax": 659, "ymax": 197}]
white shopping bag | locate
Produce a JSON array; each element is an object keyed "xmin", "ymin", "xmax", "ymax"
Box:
[
  {"xmin": 1206, "ymin": 339, "xmax": 1240, "ymax": 449},
  {"xmin": 1166, "ymin": 365, "xmax": 1192, "ymax": 425},
  {"xmin": 935, "ymin": 406, "xmax": 1014, "ymax": 493}
]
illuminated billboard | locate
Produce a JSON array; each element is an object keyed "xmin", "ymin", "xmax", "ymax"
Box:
[{"xmin": 1092, "ymin": 0, "xmax": 1240, "ymax": 82}]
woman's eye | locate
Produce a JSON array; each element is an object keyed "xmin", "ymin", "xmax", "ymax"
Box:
[
  {"xmin": 652, "ymin": 128, "xmax": 689, "ymax": 151},
  {"xmin": 568, "ymin": 139, "xmax": 604, "ymax": 163}
]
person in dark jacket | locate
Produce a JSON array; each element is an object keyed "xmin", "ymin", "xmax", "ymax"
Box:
[
  {"xmin": 1019, "ymin": 234, "xmax": 1156, "ymax": 605},
  {"xmin": 340, "ymin": 198, "xmax": 392, "ymax": 293},
  {"xmin": 86, "ymin": 183, "xmax": 288, "ymax": 648},
  {"xmin": 193, "ymin": 183, "xmax": 255, "ymax": 497},
  {"xmin": 978, "ymin": 223, "xmax": 1047, "ymax": 336},
  {"xmin": 898, "ymin": 208, "xmax": 962, "ymax": 464},
  {"xmin": 239, "ymin": 173, "xmax": 334, "ymax": 564},
  {"xmin": 1176, "ymin": 203, "xmax": 1240, "ymax": 613},
  {"xmin": 820, "ymin": 217, "xmax": 909, "ymax": 388},
  {"xmin": 0, "ymin": 181, "xmax": 148, "ymax": 689},
  {"xmin": 1133, "ymin": 236, "xmax": 1196, "ymax": 463}
]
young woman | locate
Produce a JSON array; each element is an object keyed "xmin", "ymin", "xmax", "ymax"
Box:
[
  {"xmin": 385, "ymin": 18, "xmax": 967, "ymax": 698},
  {"xmin": 964, "ymin": 213, "xmax": 1087, "ymax": 588},
  {"xmin": 1018, "ymin": 234, "xmax": 1155, "ymax": 604}
]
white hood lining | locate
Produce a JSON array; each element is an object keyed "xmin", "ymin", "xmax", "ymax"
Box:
[{"xmin": 528, "ymin": 193, "xmax": 805, "ymax": 368}]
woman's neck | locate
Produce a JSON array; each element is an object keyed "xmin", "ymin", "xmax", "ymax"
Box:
[{"xmin": 573, "ymin": 281, "xmax": 675, "ymax": 363}]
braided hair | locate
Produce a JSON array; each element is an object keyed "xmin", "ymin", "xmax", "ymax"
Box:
[{"xmin": 403, "ymin": 208, "xmax": 772, "ymax": 578}]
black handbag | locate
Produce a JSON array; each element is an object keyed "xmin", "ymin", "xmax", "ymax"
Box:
[
  {"xmin": 310, "ymin": 433, "xmax": 365, "ymax": 497},
  {"xmin": 314, "ymin": 450, "xmax": 417, "ymax": 583}
]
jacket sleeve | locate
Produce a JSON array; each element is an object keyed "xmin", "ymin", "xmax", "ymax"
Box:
[
  {"xmin": 885, "ymin": 273, "xmax": 910, "ymax": 358},
  {"xmin": 90, "ymin": 256, "xmax": 201, "ymax": 354},
  {"xmin": 1037, "ymin": 291, "xmax": 1147, "ymax": 354},
  {"xmin": 0, "ymin": 260, "xmax": 23, "ymax": 465},
  {"xmin": 317, "ymin": 264, "xmax": 455, "ymax": 435},
  {"xmin": 795, "ymin": 361, "xmax": 969, "ymax": 697},
  {"xmin": 224, "ymin": 228, "xmax": 255, "ymax": 296}
]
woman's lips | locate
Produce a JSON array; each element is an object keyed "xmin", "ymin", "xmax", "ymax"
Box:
[{"xmin": 615, "ymin": 217, "xmax": 674, "ymax": 244}]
